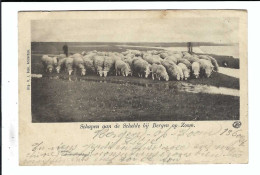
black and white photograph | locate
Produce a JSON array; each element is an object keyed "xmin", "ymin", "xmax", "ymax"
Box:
[
  {"xmin": 31, "ymin": 14, "xmax": 240, "ymax": 123},
  {"xmin": 15, "ymin": 9, "xmax": 248, "ymax": 166}
]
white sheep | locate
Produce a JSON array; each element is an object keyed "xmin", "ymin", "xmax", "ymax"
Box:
[
  {"xmin": 41, "ymin": 55, "xmax": 56, "ymax": 73},
  {"xmin": 127, "ymin": 49, "xmax": 142, "ymax": 57},
  {"xmin": 103, "ymin": 56, "xmax": 114, "ymax": 77},
  {"xmin": 123, "ymin": 57, "xmax": 134, "ymax": 76},
  {"xmin": 115, "ymin": 59, "xmax": 131, "ymax": 77},
  {"xmin": 73, "ymin": 56, "xmax": 86, "ymax": 76},
  {"xmin": 191, "ymin": 62, "xmax": 200, "ymax": 79},
  {"xmin": 56, "ymin": 57, "xmax": 67, "ymax": 73},
  {"xmin": 177, "ymin": 59, "xmax": 192, "ymax": 69},
  {"xmin": 161, "ymin": 60, "xmax": 181, "ymax": 81},
  {"xmin": 198, "ymin": 59, "xmax": 214, "ymax": 78},
  {"xmin": 199, "ymin": 55, "xmax": 219, "ymax": 72},
  {"xmin": 65, "ymin": 57, "xmax": 74, "ymax": 75},
  {"xmin": 165, "ymin": 56, "xmax": 178, "ymax": 64},
  {"xmin": 57, "ymin": 54, "xmax": 66, "ymax": 61},
  {"xmin": 182, "ymin": 52, "xmax": 191, "ymax": 57},
  {"xmin": 143, "ymin": 55, "xmax": 162, "ymax": 65},
  {"xmin": 160, "ymin": 52, "xmax": 168, "ymax": 59},
  {"xmin": 178, "ymin": 63, "xmax": 190, "ymax": 80},
  {"xmin": 83, "ymin": 55, "xmax": 96, "ymax": 74},
  {"xmin": 151, "ymin": 63, "xmax": 169, "ymax": 81},
  {"xmin": 176, "ymin": 65, "xmax": 184, "ymax": 80},
  {"xmin": 172, "ymin": 53, "xmax": 183, "ymax": 61},
  {"xmin": 71, "ymin": 53, "xmax": 82, "ymax": 58},
  {"xmin": 133, "ymin": 59, "xmax": 151, "ymax": 78},
  {"xmin": 93, "ymin": 56, "xmax": 104, "ymax": 77},
  {"xmin": 97, "ymin": 52, "xmax": 107, "ymax": 56},
  {"xmin": 183, "ymin": 55, "xmax": 200, "ymax": 63},
  {"xmin": 81, "ymin": 51, "xmax": 88, "ymax": 56}
]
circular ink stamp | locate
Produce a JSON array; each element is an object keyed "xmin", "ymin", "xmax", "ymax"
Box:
[{"xmin": 233, "ymin": 121, "xmax": 242, "ymax": 128}]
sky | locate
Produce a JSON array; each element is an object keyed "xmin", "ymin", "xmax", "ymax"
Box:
[{"xmin": 31, "ymin": 17, "xmax": 239, "ymax": 43}]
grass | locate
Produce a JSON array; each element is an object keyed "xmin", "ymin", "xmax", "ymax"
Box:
[
  {"xmin": 187, "ymin": 72, "xmax": 239, "ymax": 90},
  {"xmin": 32, "ymin": 75, "xmax": 239, "ymax": 122}
]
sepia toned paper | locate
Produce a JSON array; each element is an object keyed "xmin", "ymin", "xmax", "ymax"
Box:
[{"xmin": 19, "ymin": 10, "xmax": 248, "ymax": 165}]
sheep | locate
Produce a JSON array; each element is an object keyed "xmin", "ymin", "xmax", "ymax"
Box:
[
  {"xmin": 121, "ymin": 51, "xmax": 129, "ymax": 56},
  {"xmin": 53, "ymin": 57, "xmax": 58, "ymax": 66},
  {"xmin": 65, "ymin": 57, "xmax": 74, "ymax": 75},
  {"xmin": 72, "ymin": 56, "xmax": 86, "ymax": 76},
  {"xmin": 123, "ymin": 57, "xmax": 134, "ymax": 76},
  {"xmin": 147, "ymin": 50, "xmax": 157, "ymax": 55},
  {"xmin": 198, "ymin": 55, "xmax": 219, "ymax": 72},
  {"xmin": 124, "ymin": 53, "xmax": 135, "ymax": 59},
  {"xmin": 71, "ymin": 53, "xmax": 82, "ymax": 58},
  {"xmin": 151, "ymin": 63, "xmax": 169, "ymax": 81},
  {"xmin": 56, "ymin": 57, "xmax": 67, "ymax": 73},
  {"xmin": 160, "ymin": 52, "xmax": 168, "ymax": 59},
  {"xmin": 183, "ymin": 55, "xmax": 200, "ymax": 63},
  {"xmin": 97, "ymin": 52, "xmax": 107, "ymax": 56},
  {"xmin": 178, "ymin": 63, "xmax": 190, "ymax": 80},
  {"xmin": 143, "ymin": 55, "xmax": 162, "ymax": 65},
  {"xmin": 84, "ymin": 52, "xmax": 97, "ymax": 60},
  {"xmin": 132, "ymin": 59, "xmax": 151, "ymax": 78},
  {"xmin": 165, "ymin": 56, "xmax": 178, "ymax": 64},
  {"xmin": 93, "ymin": 56, "xmax": 104, "ymax": 77},
  {"xmin": 177, "ymin": 59, "xmax": 192, "ymax": 69},
  {"xmin": 161, "ymin": 60, "xmax": 181, "ymax": 81},
  {"xmin": 115, "ymin": 59, "xmax": 131, "ymax": 77},
  {"xmin": 182, "ymin": 52, "xmax": 191, "ymax": 57},
  {"xmin": 114, "ymin": 52, "xmax": 124, "ymax": 58},
  {"xmin": 103, "ymin": 56, "xmax": 114, "ymax": 77},
  {"xmin": 41, "ymin": 55, "xmax": 56, "ymax": 73},
  {"xmin": 172, "ymin": 53, "xmax": 183, "ymax": 61},
  {"xmin": 83, "ymin": 55, "xmax": 96, "ymax": 74},
  {"xmin": 176, "ymin": 65, "xmax": 184, "ymax": 80},
  {"xmin": 198, "ymin": 59, "xmax": 214, "ymax": 78},
  {"xmin": 191, "ymin": 62, "xmax": 200, "ymax": 79},
  {"xmin": 127, "ymin": 49, "xmax": 142, "ymax": 57},
  {"xmin": 81, "ymin": 51, "xmax": 88, "ymax": 56},
  {"xmin": 57, "ymin": 54, "xmax": 66, "ymax": 61}
]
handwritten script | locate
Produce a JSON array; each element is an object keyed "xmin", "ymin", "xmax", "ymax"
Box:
[{"xmin": 22, "ymin": 123, "xmax": 247, "ymax": 165}]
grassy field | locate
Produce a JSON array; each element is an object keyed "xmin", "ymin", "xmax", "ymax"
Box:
[{"xmin": 32, "ymin": 77, "xmax": 239, "ymax": 122}]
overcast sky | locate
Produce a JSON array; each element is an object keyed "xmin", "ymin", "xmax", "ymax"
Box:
[{"xmin": 31, "ymin": 17, "xmax": 238, "ymax": 43}]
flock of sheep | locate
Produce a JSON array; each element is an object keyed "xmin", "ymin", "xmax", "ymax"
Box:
[{"xmin": 41, "ymin": 49, "xmax": 219, "ymax": 81}]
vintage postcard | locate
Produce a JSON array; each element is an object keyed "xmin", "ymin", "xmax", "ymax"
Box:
[{"xmin": 19, "ymin": 10, "xmax": 248, "ymax": 165}]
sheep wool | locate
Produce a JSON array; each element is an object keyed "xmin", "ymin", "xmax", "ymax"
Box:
[
  {"xmin": 73, "ymin": 56, "xmax": 86, "ymax": 76},
  {"xmin": 199, "ymin": 55, "xmax": 219, "ymax": 72},
  {"xmin": 93, "ymin": 56, "xmax": 104, "ymax": 77},
  {"xmin": 133, "ymin": 59, "xmax": 151, "ymax": 78},
  {"xmin": 103, "ymin": 56, "xmax": 114, "ymax": 77},
  {"xmin": 198, "ymin": 59, "xmax": 214, "ymax": 78},
  {"xmin": 176, "ymin": 65, "xmax": 184, "ymax": 80},
  {"xmin": 178, "ymin": 63, "xmax": 190, "ymax": 80},
  {"xmin": 161, "ymin": 60, "xmax": 181, "ymax": 81},
  {"xmin": 56, "ymin": 57, "xmax": 66, "ymax": 73},
  {"xmin": 177, "ymin": 59, "xmax": 192, "ymax": 69},
  {"xmin": 151, "ymin": 64, "xmax": 169, "ymax": 81},
  {"xmin": 165, "ymin": 56, "xmax": 178, "ymax": 64},
  {"xmin": 143, "ymin": 55, "xmax": 162, "ymax": 65},
  {"xmin": 65, "ymin": 57, "xmax": 74, "ymax": 75},
  {"xmin": 83, "ymin": 56, "xmax": 96, "ymax": 73},
  {"xmin": 115, "ymin": 60, "xmax": 131, "ymax": 77},
  {"xmin": 191, "ymin": 62, "xmax": 200, "ymax": 79},
  {"xmin": 41, "ymin": 55, "xmax": 56, "ymax": 73}
]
